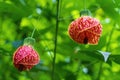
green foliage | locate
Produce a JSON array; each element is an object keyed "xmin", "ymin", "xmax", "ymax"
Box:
[{"xmin": 0, "ymin": 0, "xmax": 120, "ymax": 80}]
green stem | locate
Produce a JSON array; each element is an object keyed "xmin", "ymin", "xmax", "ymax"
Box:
[
  {"xmin": 96, "ymin": 23, "xmax": 115, "ymax": 80},
  {"xmin": 84, "ymin": 0, "xmax": 86, "ymax": 10},
  {"xmin": 106, "ymin": 24, "xmax": 115, "ymax": 51},
  {"xmin": 31, "ymin": 28, "xmax": 35, "ymax": 38},
  {"xmin": 96, "ymin": 62, "xmax": 102, "ymax": 80},
  {"xmin": 52, "ymin": 0, "xmax": 60, "ymax": 80}
]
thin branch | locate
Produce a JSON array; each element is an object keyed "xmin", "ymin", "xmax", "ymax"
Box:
[{"xmin": 52, "ymin": 0, "xmax": 60, "ymax": 80}]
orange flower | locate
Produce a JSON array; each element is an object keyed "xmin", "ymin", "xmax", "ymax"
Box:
[
  {"xmin": 13, "ymin": 45, "xmax": 40, "ymax": 71},
  {"xmin": 68, "ymin": 16, "xmax": 102, "ymax": 44}
]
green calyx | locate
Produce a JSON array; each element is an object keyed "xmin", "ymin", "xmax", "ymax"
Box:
[
  {"xmin": 80, "ymin": 9, "xmax": 91, "ymax": 16},
  {"xmin": 23, "ymin": 37, "xmax": 35, "ymax": 46}
]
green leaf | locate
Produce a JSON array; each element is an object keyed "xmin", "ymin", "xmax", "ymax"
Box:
[
  {"xmin": 0, "ymin": 2, "xmax": 32, "ymax": 20},
  {"xmin": 109, "ymin": 55, "xmax": 120, "ymax": 64},
  {"xmin": 72, "ymin": 50, "xmax": 104, "ymax": 62},
  {"xmin": 97, "ymin": 0, "xmax": 120, "ymax": 23}
]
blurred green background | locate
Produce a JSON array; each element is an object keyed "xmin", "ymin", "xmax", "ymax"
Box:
[{"xmin": 0, "ymin": 0, "xmax": 120, "ymax": 80}]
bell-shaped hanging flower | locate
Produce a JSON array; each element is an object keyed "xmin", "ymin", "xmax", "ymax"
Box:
[
  {"xmin": 13, "ymin": 37, "xmax": 40, "ymax": 71},
  {"xmin": 68, "ymin": 16, "xmax": 102, "ymax": 44}
]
